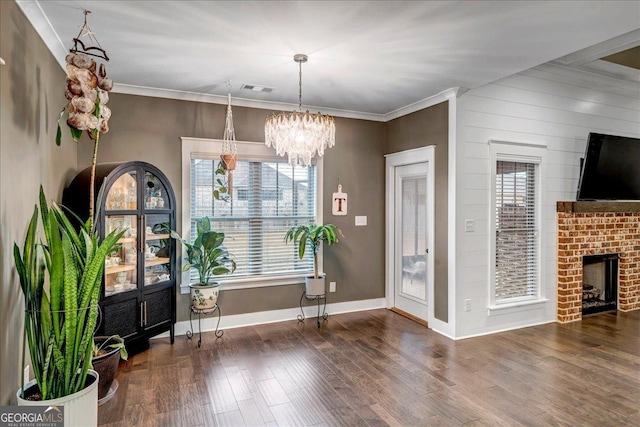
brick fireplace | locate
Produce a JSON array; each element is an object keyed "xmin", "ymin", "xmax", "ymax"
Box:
[{"xmin": 556, "ymin": 202, "xmax": 640, "ymax": 323}]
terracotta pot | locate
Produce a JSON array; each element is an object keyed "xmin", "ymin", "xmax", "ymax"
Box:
[
  {"xmin": 190, "ymin": 282, "xmax": 220, "ymax": 311},
  {"xmin": 92, "ymin": 336, "xmax": 123, "ymax": 404},
  {"xmin": 221, "ymin": 154, "xmax": 237, "ymax": 171}
]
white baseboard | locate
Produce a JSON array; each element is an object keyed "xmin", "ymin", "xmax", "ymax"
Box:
[
  {"xmin": 453, "ymin": 319, "xmax": 556, "ymax": 340},
  {"xmin": 431, "ymin": 327, "xmax": 457, "ymax": 340},
  {"xmin": 153, "ymin": 298, "xmax": 387, "ymax": 339}
]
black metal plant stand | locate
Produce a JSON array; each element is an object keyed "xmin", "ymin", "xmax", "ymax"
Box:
[
  {"xmin": 187, "ymin": 304, "xmax": 223, "ymax": 348},
  {"xmin": 297, "ymin": 292, "xmax": 328, "ymax": 328}
]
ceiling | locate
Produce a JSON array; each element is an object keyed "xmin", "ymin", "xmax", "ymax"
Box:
[{"xmin": 17, "ymin": 0, "xmax": 640, "ymax": 121}]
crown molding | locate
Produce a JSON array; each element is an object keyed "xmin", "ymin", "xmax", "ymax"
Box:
[
  {"xmin": 383, "ymin": 87, "xmax": 467, "ymax": 121},
  {"xmin": 114, "ymin": 83, "xmax": 464, "ymax": 122},
  {"xmin": 540, "ymin": 62, "xmax": 640, "ymax": 92},
  {"xmin": 16, "ymin": 1, "xmax": 67, "ymax": 69},
  {"xmin": 554, "ymin": 29, "xmax": 640, "ymax": 66},
  {"xmin": 112, "ymin": 83, "xmax": 389, "ymax": 122}
]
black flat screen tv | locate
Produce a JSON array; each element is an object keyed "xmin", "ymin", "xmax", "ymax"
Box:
[{"xmin": 577, "ymin": 132, "xmax": 640, "ymax": 201}]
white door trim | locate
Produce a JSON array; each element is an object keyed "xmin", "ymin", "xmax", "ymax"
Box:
[{"xmin": 385, "ymin": 146, "xmax": 435, "ymax": 324}]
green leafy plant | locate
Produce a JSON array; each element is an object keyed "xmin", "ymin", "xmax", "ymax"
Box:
[
  {"xmin": 92, "ymin": 335, "xmax": 128, "ymax": 361},
  {"xmin": 171, "ymin": 217, "xmax": 236, "ymax": 284},
  {"xmin": 213, "ymin": 161, "xmax": 230, "ymax": 202},
  {"xmin": 14, "ymin": 187, "xmax": 124, "ymax": 400},
  {"xmin": 284, "ymin": 223, "xmax": 343, "ymax": 279}
]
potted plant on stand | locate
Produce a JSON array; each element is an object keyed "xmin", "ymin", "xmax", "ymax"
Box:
[
  {"xmin": 14, "ymin": 188, "xmax": 123, "ymax": 426},
  {"xmin": 284, "ymin": 223, "xmax": 343, "ymax": 296},
  {"xmin": 171, "ymin": 217, "xmax": 236, "ymax": 311}
]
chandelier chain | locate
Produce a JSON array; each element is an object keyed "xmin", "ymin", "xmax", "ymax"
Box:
[{"xmin": 298, "ymin": 58, "xmax": 302, "ymax": 111}]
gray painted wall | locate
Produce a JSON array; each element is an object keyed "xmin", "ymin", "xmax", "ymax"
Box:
[
  {"xmin": 386, "ymin": 102, "xmax": 449, "ymax": 322},
  {"xmin": 77, "ymin": 94, "xmax": 388, "ymax": 321},
  {"xmin": 0, "ymin": 0, "xmax": 78, "ymax": 404}
]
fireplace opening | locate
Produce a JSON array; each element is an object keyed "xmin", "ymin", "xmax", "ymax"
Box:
[{"xmin": 582, "ymin": 253, "xmax": 618, "ymax": 316}]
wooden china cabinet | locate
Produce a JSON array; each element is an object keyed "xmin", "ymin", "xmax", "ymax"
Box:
[{"xmin": 63, "ymin": 161, "xmax": 176, "ymax": 351}]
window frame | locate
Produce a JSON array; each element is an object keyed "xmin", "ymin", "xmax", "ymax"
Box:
[
  {"xmin": 488, "ymin": 140, "xmax": 546, "ymax": 309},
  {"xmin": 180, "ymin": 137, "xmax": 323, "ymax": 294}
]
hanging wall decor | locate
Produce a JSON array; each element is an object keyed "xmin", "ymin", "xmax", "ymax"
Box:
[
  {"xmin": 57, "ymin": 9, "xmax": 113, "ymax": 228},
  {"xmin": 332, "ymin": 183, "xmax": 348, "ymax": 216}
]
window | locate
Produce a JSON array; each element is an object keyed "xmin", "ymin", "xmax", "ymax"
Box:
[
  {"xmin": 489, "ymin": 141, "xmax": 545, "ymax": 307},
  {"xmin": 181, "ymin": 138, "xmax": 321, "ymax": 290}
]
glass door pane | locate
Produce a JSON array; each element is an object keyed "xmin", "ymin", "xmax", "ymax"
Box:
[
  {"xmin": 400, "ymin": 176, "xmax": 427, "ymax": 300},
  {"xmin": 143, "ymin": 213, "xmax": 172, "ymax": 286},
  {"xmin": 144, "ymin": 172, "xmax": 169, "ymax": 210},
  {"xmin": 106, "ymin": 171, "xmax": 137, "ymax": 211},
  {"xmin": 105, "ymin": 214, "xmax": 138, "ymax": 296}
]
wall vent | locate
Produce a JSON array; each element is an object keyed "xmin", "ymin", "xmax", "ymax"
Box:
[{"xmin": 241, "ymin": 84, "xmax": 273, "ymax": 93}]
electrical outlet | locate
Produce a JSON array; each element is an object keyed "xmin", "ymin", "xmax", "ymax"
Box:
[
  {"xmin": 465, "ymin": 299, "xmax": 471, "ymax": 312},
  {"xmin": 24, "ymin": 366, "xmax": 30, "ymax": 385},
  {"xmin": 329, "ymin": 281, "xmax": 336, "ymax": 292}
]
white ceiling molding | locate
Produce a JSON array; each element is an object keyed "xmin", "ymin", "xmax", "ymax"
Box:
[
  {"xmin": 113, "ymin": 83, "xmax": 388, "ymax": 122},
  {"xmin": 16, "ymin": 0, "xmax": 67, "ymax": 69},
  {"xmin": 114, "ymin": 83, "xmax": 465, "ymax": 123},
  {"xmin": 383, "ymin": 87, "xmax": 467, "ymax": 122},
  {"xmin": 551, "ymin": 30, "xmax": 640, "ymax": 85},
  {"xmin": 535, "ymin": 61, "xmax": 640, "ymax": 95},
  {"xmin": 554, "ymin": 29, "xmax": 640, "ymax": 66}
]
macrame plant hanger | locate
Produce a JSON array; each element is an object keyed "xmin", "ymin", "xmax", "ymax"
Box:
[{"xmin": 221, "ymin": 83, "xmax": 238, "ymax": 195}]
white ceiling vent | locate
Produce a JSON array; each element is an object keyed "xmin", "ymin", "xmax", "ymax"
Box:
[{"xmin": 241, "ymin": 84, "xmax": 273, "ymax": 93}]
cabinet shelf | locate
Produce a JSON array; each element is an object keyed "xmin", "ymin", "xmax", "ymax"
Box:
[
  {"xmin": 115, "ymin": 233, "xmax": 169, "ymax": 244},
  {"xmin": 106, "ymin": 264, "xmax": 137, "ymax": 275},
  {"xmin": 146, "ymin": 233, "xmax": 169, "ymax": 241},
  {"xmin": 145, "ymin": 257, "xmax": 170, "ymax": 267}
]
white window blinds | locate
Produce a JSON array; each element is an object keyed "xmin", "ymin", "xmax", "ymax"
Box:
[
  {"xmin": 494, "ymin": 160, "xmax": 538, "ymax": 302},
  {"xmin": 190, "ymin": 158, "xmax": 316, "ymax": 281}
]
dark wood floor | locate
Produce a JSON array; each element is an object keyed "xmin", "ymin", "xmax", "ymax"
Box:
[{"xmin": 98, "ymin": 309, "xmax": 640, "ymax": 426}]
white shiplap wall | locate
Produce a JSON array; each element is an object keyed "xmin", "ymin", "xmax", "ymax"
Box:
[{"xmin": 454, "ymin": 63, "xmax": 640, "ymax": 338}]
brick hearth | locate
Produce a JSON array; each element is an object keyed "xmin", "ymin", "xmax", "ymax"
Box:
[{"xmin": 556, "ymin": 204, "xmax": 640, "ymax": 323}]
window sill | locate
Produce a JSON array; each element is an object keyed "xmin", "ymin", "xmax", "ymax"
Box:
[
  {"xmin": 179, "ymin": 273, "xmax": 309, "ymax": 294},
  {"xmin": 487, "ymin": 298, "xmax": 549, "ymax": 316}
]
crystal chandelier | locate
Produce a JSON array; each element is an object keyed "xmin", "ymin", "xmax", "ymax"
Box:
[{"xmin": 265, "ymin": 54, "xmax": 335, "ymax": 167}]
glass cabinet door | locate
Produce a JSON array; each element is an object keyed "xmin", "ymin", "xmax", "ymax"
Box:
[
  {"xmin": 104, "ymin": 214, "xmax": 138, "ymax": 296},
  {"xmin": 106, "ymin": 171, "xmax": 137, "ymax": 211},
  {"xmin": 143, "ymin": 171, "xmax": 169, "ymax": 210},
  {"xmin": 143, "ymin": 213, "xmax": 172, "ymax": 287}
]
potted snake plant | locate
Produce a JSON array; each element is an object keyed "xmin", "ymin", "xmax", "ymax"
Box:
[
  {"xmin": 171, "ymin": 216, "xmax": 236, "ymax": 311},
  {"xmin": 14, "ymin": 188, "xmax": 123, "ymax": 426},
  {"xmin": 284, "ymin": 223, "xmax": 343, "ymax": 296}
]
